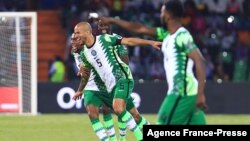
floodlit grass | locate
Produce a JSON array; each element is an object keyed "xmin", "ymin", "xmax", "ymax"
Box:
[{"xmin": 0, "ymin": 114, "xmax": 250, "ymax": 141}]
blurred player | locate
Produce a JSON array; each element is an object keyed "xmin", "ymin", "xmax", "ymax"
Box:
[
  {"xmin": 99, "ymin": 1, "xmax": 207, "ymax": 125},
  {"xmin": 157, "ymin": 0, "xmax": 207, "ymax": 124},
  {"xmin": 72, "ymin": 22, "xmax": 161, "ymax": 141}
]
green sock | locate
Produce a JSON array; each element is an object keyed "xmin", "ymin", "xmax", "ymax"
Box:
[
  {"xmin": 90, "ymin": 118, "xmax": 109, "ymax": 141},
  {"xmin": 137, "ymin": 116, "xmax": 150, "ymax": 130},
  {"xmin": 118, "ymin": 118, "xmax": 126, "ymax": 141},
  {"xmin": 118, "ymin": 111, "xmax": 142, "ymax": 141},
  {"xmin": 103, "ymin": 114, "xmax": 117, "ymax": 141}
]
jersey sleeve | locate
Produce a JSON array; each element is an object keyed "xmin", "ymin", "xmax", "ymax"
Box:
[
  {"xmin": 103, "ymin": 34, "xmax": 123, "ymax": 46},
  {"xmin": 116, "ymin": 45, "xmax": 128, "ymax": 56},
  {"xmin": 176, "ymin": 31, "xmax": 198, "ymax": 55},
  {"xmin": 155, "ymin": 27, "xmax": 169, "ymax": 41},
  {"xmin": 72, "ymin": 52, "xmax": 82, "ymax": 70}
]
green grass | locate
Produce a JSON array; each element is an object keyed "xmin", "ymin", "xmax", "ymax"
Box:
[{"xmin": 0, "ymin": 114, "xmax": 250, "ymax": 141}]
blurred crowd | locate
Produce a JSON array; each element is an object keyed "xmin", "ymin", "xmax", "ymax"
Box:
[
  {"xmin": 61, "ymin": 0, "xmax": 250, "ymax": 82},
  {"xmin": 1, "ymin": 0, "xmax": 250, "ymax": 82}
]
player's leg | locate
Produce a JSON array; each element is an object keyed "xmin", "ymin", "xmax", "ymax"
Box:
[
  {"xmin": 112, "ymin": 79, "xmax": 142, "ymax": 141},
  {"xmin": 126, "ymin": 97, "xmax": 150, "ymax": 129},
  {"xmin": 117, "ymin": 117, "xmax": 127, "ymax": 141},
  {"xmin": 189, "ymin": 107, "xmax": 206, "ymax": 124},
  {"xmin": 99, "ymin": 92, "xmax": 127, "ymax": 141},
  {"xmin": 84, "ymin": 90, "xmax": 109, "ymax": 141},
  {"xmin": 101, "ymin": 103, "xmax": 117, "ymax": 141},
  {"xmin": 157, "ymin": 94, "xmax": 195, "ymax": 125}
]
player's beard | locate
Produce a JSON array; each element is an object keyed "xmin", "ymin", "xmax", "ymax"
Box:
[
  {"xmin": 79, "ymin": 37, "xmax": 87, "ymax": 46},
  {"xmin": 161, "ymin": 16, "xmax": 168, "ymax": 30}
]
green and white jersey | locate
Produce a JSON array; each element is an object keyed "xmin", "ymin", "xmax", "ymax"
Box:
[
  {"xmin": 161, "ymin": 27, "xmax": 198, "ymax": 96},
  {"xmin": 80, "ymin": 34, "xmax": 132, "ymax": 93},
  {"xmin": 73, "ymin": 52, "xmax": 101, "ymax": 91},
  {"xmin": 155, "ymin": 27, "xmax": 170, "ymax": 41},
  {"xmin": 73, "ymin": 34, "xmax": 128, "ymax": 92}
]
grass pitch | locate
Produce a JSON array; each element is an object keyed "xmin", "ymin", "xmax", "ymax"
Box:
[{"xmin": 1, "ymin": 114, "xmax": 250, "ymax": 141}]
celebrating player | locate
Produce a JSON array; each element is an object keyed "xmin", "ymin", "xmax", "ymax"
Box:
[
  {"xmin": 71, "ymin": 34, "xmax": 118, "ymax": 141},
  {"xmin": 71, "ymin": 19, "xmax": 149, "ymax": 141},
  {"xmin": 72, "ymin": 22, "xmax": 160, "ymax": 141}
]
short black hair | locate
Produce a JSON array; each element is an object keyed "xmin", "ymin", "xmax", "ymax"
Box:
[{"xmin": 164, "ymin": 0, "xmax": 184, "ymax": 18}]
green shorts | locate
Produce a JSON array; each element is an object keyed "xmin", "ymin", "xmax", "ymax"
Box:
[
  {"xmin": 83, "ymin": 89, "xmax": 135, "ymax": 111},
  {"xmin": 157, "ymin": 94, "xmax": 206, "ymax": 125},
  {"xmin": 110, "ymin": 79, "xmax": 134, "ymax": 101},
  {"xmin": 83, "ymin": 90, "xmax": 103, "ymax": 107}
]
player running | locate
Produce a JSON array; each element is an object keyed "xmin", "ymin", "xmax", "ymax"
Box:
[{"xmin": 72, "ymin": 22, "xmax": 160, "ymax": 141}]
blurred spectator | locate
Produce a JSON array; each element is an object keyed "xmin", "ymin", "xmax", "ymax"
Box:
[
  {"xmin": 58, "ymin": 0, "xmax": 250, "ymax": 82},
  {"xmin": 204, "ymin": 54, "xmax": 214, "ymax": 80},
  {"xmin": 0, "ymin": 0, "xmax": 239, "ymax": 82},
  {"xmin": 214, "ymin": 64, "xmax": 229, "ymax": 82},
  {"xmin": 207, "ymin": 0, "xmax": 227, "ymax": 14},
  {"xmin": 49, "ymin": 56, "xmax": 66, "ymax": 82},
  {"xmin": 195, "ymin": 0, "xmax": 209, "ymax": 15},
  {"xmin": 149, "ymin": 57, "xmax": 165, "ymax": 80},
  {"xmin": 226, "ymin": 0, "xmax": 241, "ymax": 14}
]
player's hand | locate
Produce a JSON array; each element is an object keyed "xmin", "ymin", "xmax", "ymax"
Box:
[
  {"xmin": 196, "ymin": 92, "xmax": 207, "ymax": 110},
  {"xmin": 73, "ymin": 91, "xmax": 83, "ymax": 101},
  {"xmin": 151, "ymin": 41, "xmax": 162, "ymax": 50}
]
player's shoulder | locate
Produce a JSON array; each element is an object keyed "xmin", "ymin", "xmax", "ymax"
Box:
[
  {"xmin": 112, "ymin": 33, "xmax": 122, "ymax": 39},
  {"xmin": 175, "ymin": 27, "xmax": 193, "ymax": 40},
  {"xmin": 176, "ymin": 27, "xmax": 191, "ymax": 36},
  {"xmin": 97, "ymin": 34, "xmax": 114, "ymax": 40},
  {"xmin": 156, "ymin": 27, "xmax": 167, "ymax": 33}
]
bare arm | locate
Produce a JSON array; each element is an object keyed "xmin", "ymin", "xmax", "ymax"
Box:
[
  {"xmin": 188, "ymin": 49, "xmax": 207, "ymax": 109},
  {"xmin": 73, "ymin": 66, "xmax": 90, "ymax": 100},
  {"xmin": 77, "ymin": 67, "xmax": 90, "ymax": 92},
  {"xmin": 121, "ymin": 37, "xmax": 161, "ymax": 50},
  {"xmin": 101, "ymin": 17, "xmax": 157, "ymax": 37}
]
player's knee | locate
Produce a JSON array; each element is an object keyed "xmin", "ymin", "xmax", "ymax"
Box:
[
  {"xmin": 86, "ymin": 105, "xmax": 99, "ymax": 119},
  {"xmin": 88, "ymin": 111, "xmax": 98, "ymax": 119},
  {"xmin": 113, "ymin": 106, "xmax": 124, "ymax": 115}
]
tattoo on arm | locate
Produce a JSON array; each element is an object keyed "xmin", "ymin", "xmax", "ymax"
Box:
[{"xmin": 77, "ymin": 69, "xmax": 90, "ymax": 92}]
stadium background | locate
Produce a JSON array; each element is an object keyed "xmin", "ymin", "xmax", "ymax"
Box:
[{"xmin": 0, "ymin": 0, "xmax": 250, "ymax": 141}]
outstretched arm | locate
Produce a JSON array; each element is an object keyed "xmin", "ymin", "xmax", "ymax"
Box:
[
  {"xmin": 100, "ymin": 17, "xmax": 157, "ymax": 37},
  {"xmin": 121, "ymin": 37, "xmax": 162, "ymax": 50}
]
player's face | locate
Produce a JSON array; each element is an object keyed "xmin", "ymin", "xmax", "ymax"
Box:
[
  {"xmin": 71, "ymin": 33, "xmax": 83, "ymax": 51},
  {"xmin": 160, "ymin": 5, "xmax": 170, "ymax": 29},
  {"xmin": 74, "ymin": 26, "xmax": 88, "ymax": 44},
  {"xmin": 97, "ymin": 20, "xmax": 111, "ymax": 34}
]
